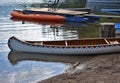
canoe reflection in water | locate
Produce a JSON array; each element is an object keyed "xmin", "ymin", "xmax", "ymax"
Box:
[{"xmin": 8, "ymin": 51, "xmax": 96, "ymax": 65}]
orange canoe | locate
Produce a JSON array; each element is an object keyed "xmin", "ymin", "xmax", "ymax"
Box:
[
  {"xmin": 11, "ymin": 17, "xmax": 65, "ymax": 26},
  {"xmin": 10, "ymin": 11, "xmax": 66, "ymax": 22}
]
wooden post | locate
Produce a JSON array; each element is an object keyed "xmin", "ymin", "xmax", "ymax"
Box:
[{"xmin": 100, "ymin": 23, "xmax": 115, "ymax": 38}]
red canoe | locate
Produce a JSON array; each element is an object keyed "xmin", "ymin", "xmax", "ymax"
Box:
[{"xmin": 10, "ymin": 11, "xmax": 66, "ymax": 22}]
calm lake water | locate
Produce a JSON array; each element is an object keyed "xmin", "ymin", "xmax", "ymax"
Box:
[
  {"xmin": 0, "ymin": 4, "xmax": 120, "ymax": 83},
  {"xmin": 0, "ymin": 5, "xmax": 70, "ymax": 83}
]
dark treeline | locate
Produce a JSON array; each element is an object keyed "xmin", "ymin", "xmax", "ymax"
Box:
[{"xmin": 61, "ymin": 0, "xmax": 86, "ymax": 8}]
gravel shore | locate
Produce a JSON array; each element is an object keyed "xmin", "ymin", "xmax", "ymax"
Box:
[{"xmin": 38, "ymin": 53, "xmax": 120, "ymax": 83}]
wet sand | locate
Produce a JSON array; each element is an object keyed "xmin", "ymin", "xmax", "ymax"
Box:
[{"xmin": 38, "ymin": 53, "xmax": 120, "ymax": 83}]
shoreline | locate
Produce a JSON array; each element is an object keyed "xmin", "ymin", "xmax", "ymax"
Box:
[{"xmin": 38, "ymin": 53, "xmax": 120, "ymax": 83}]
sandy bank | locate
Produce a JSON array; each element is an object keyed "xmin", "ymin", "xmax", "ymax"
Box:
[{"xmin": 38, "ymin": 53, "xmax": 120, "ymax": 83}]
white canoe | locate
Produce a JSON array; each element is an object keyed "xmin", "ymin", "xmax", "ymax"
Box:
[{"xmin": 8, "ymin": 36, "xmax": 120, "ymax": 55}]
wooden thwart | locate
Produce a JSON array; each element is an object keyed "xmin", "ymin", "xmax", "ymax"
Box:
[{"xmin": 104, "ymin": 39, "xmax": 110, "ymax": 45}]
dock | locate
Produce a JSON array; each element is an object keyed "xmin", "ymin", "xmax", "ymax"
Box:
[
  {"xmin": 26, "ymin": 8, "xmax": 120, "ymax": 18},
  {"xmin": 26, "ymin": 8, "xmax": 88, "ymax": 16},
  {"xmin": 85, "ymin": 14, "xmax": 120, "ymax": 18}
]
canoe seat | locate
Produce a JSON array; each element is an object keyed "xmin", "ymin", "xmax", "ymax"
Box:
[
  {"xmin": 109, "ymin": 41, "xmax": 119, "ymax": 44},
  {"xmin": 106, "ymin": 38, "xmax": 120, "ymax": 45},
  {"xmin": 27, "ymin": 41, "xmax": 44, "ymax": 45},
  {"xmin": 34, "ymin": 42, "xmax": 43, "ymax": 45}
]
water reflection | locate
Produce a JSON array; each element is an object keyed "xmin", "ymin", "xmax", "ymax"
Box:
[
  {"xmin": 10, "ymin": 18, "xmax": 101, "ymax": 39},
  {"xmin": 7, "ymin": 51, "xmax": 97, "ymax": 82},
  {"xmin": 10, "ymin": 17, "xmax": 65, "ymax": 26},
  {"xmin": 8, "ymin": 51, "xmax": 96, "ymax": 65},
  {"xmin": 6, "ymin": 52, "xmax": 70, "ymax": 83},
  {"xmin": 10, "ymin": 17, "xmax": 88, "ymax": 28}
]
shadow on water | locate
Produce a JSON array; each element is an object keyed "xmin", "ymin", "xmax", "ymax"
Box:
[{"xmin": 8, "ymin": 51, "xmax": 97, "ymax": 65}]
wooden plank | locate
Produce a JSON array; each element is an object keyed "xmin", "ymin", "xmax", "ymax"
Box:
[
  {"xmin": 104, "ymin": 39, "xmax": 110, "ymax": 45},
  {"xmin": 28, "ymin": 8, "xmax": 88, "ymax": 15},
  {"xmin": 65, "ymin": 41, "xmax": 68, "ymax": 46},
  {"xmin": 85, "ymin": 14, "xmax": 120, "ymax": 18}
]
